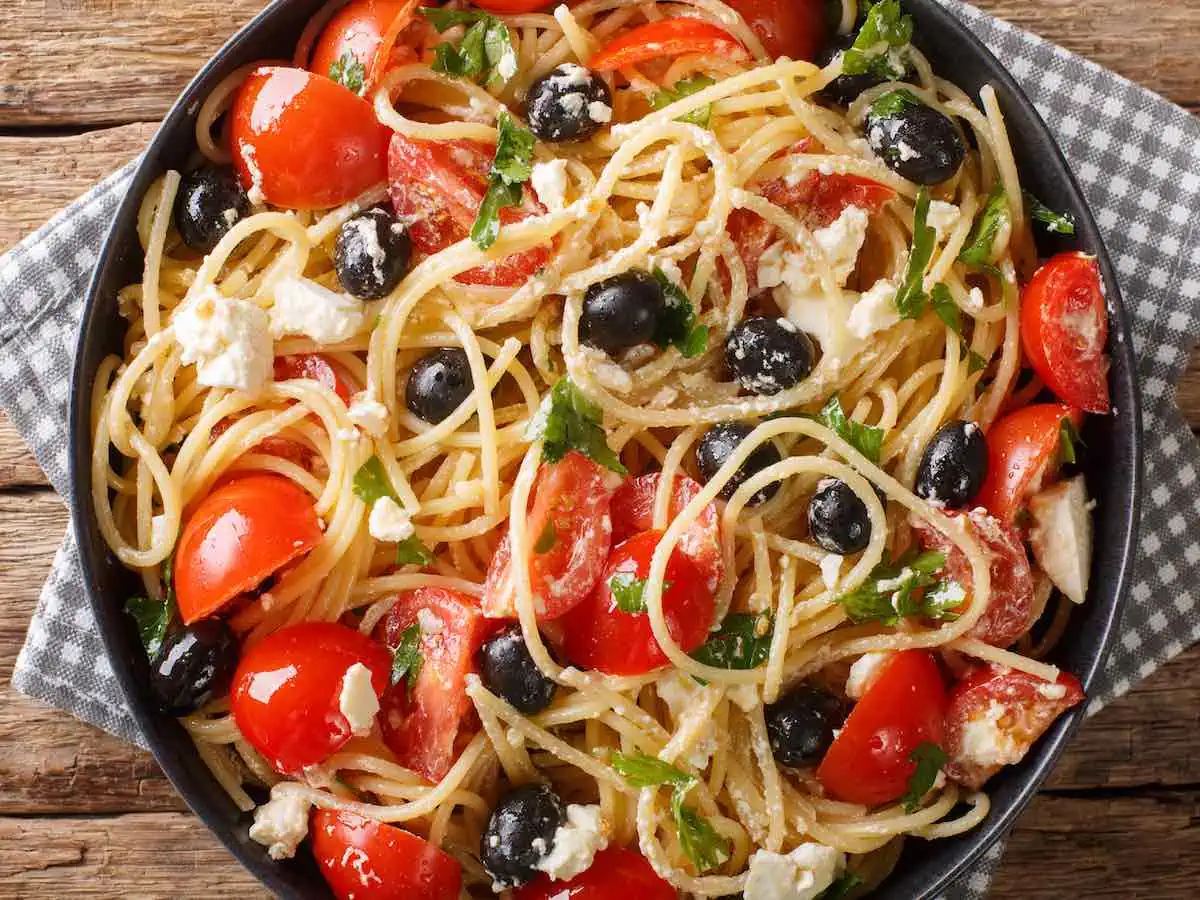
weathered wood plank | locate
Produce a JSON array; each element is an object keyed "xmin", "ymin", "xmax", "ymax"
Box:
[{"xmin": 0, "ymin": 414, "xmax": 49, "ymax": 490}]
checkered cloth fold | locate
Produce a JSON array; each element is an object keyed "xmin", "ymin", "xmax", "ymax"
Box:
[{"xmin": 3, "ymin": 3, "xmax": 1199, "ymax": 897}]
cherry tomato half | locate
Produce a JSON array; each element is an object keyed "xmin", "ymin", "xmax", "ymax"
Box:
[
  {"xmin": 514, "ymin": 846, "xmax": 675, "ymax": 900},
  {"xmin": 1020, "ymin": 252, "xmax": 1110, "ymax": 414},
  {"xmin": 309, "ymin": 0, "xmax": 420, "ymax": 94},
  {"xmin": 483, "ymin": 451, "xmax": 618, "ymax": 620},
  {"xmin": 231, "ymin": 622, "xmax": 390, "ymax": 774},
  {"xmin": 175, "ymin": 473, "xmax": 322, "ymax": 623},
  {"xmin": 974, "ymin": 403, "xmax": 1083, "ymax": 525},
  {"xmin": 232, "ymin": 66, "xmax": 389, "ymax": 209},
  {"xmin": 944, "ymin": 664, "xmax": 1084, "ymax": 790},
  {"xmin": 561, "ymin": 530, "xmax": 715, "ymax": 675},
  {"xmin": 816, "ymin": 650, "xmax": 947, "ymax": 806},
  {"xmin": 274, "ymin": 353, "xmax": 355, "ymax": 403},
  {"xmin": 610, "ymin": 472, "xmax": 724, "ymax": 592},
  {"xmin": 724, "ymin": 0, "xmax": 829, "ymax": 61},
  {"xmin": 311, "ymin": 809, "xmax": 462, "ymax": 900},
  {"xmin": 589, "ymin": 19, "xmax": 749, "ymax": 72},
  {"xmin": 374, "ymin": 588, "xmax": 488, "ymax": 782}
]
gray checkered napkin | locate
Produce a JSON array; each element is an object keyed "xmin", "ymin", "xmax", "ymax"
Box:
[{"xmin": 4, "ymin": 2, "xmax": 1199, "ymax": 896}]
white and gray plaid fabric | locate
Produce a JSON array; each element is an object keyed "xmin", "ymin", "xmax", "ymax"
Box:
[{"xmin": 4, "ymin": 2, "xmax": 1199, "ymax": 896}]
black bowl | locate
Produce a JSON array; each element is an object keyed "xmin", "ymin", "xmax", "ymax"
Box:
[{"xmin": 68, "ymin": 1, "xmax": 1142, "ymax": 897}]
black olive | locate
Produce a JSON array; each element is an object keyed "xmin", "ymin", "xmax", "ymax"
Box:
[
  {"xmin": 405, "ymin": 348, "xmax": 474, "ymax": 424},
  {"xmin": 915, "ymin": 419, "xmax": 988, "ymax": 509},
  {"xmin": 695, "ymin": 423, "xmax": 783, "ymax": 506},
  {"xmin": 481, "ymin": 782, "xmax": 566, "ymax": 888},
  {"xmin": 725, "ymin": 317, "xmax": 816, "ymax": 396},
  {"xmin": 764, "ymin": 683, "xmax": 846, "ymax": 767},
  {"xmin": 334, "ymin": 208, "xmax": 412, "ymax": 300},
  {"xmin": 580, "ymin": 270, "xmax": 665, "ymax": 354},
  {"xmin": 817, "ymin": 34, "xmax": 892, "ymax": 107},
  {"xmin": 174, "ymin": 165, "xmax": 250, "ymax": 253},
  {"xmin": 525, "ymin": 63, "xmax": 613, "ymax": 142},
  {"xmin": 147, "ymin": 620, "xmax": 239, "ymax": 716},
  {"xmin": 865, "ymin": 90, "xmax": 966, "ymax": 185},
  {"xmin": 808, "ymin": 478, "xmax": 872, "ymax": 555},
  {"xmin": 480, "ymin": 626, "xmax": 557, "ymax": 715}
]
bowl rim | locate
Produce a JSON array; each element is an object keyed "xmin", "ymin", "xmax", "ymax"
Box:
[{"xmin": 66, "ymin": 1, "xmax": 1143, "ymax": 897}]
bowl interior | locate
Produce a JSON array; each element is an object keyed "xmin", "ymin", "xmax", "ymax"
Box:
[{"xmin": 68, "ymin": 2, "xmax": 1141, "ymax": 898}]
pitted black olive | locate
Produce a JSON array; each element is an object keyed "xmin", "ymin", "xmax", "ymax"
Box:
[
  {"xmin": 695, "ymin": 423, "xmax": 783, "ymax": 506},
  {"xmin": 525, "ymin": 64, "xmax": 613, "ymax": 142},
  {"xmin": 334, "ymin": 208, "xmax": 412, "ymax": 300},
  {"xmin": 580, "ymin": 270, "xmax": 665, "ymax": 354},
  {"xmin": 148, "ymin": 620, "xmax": 239, "ymax": 716},
  {"xmin": 480, "ymin": 626, "xmax": 558, "ymax": 715},
  {"xmin": 480, "ymin": 782, "xmax": 566, "ymax": 888},
  {"xmin": 817, "ymin": 33, "xmax": 892, "ymax": 107},
  {"xmin": 765, "ymin": 683, "xmax": 846, "ymax": 767},
  {"xmin": 175, "ymin": 165, "xmax": 250, "ymax": 253},
  {"xmin": 915, "ymin": 419, "xmax": 988, "ymax": 509},
  {"xmin": 405, "ymin": 348, "xmax": 474, "ymax": 424},
  {"xmin": 725, "ymin": 317, "xmax": 816, "ymax": 396},
  {"xmin": 865, "ymin": 89, "xmax": 966, "ymax": 185},
  {"xmin": 808, "ymin": 478, "xmax": 872, "ymax": 555}
]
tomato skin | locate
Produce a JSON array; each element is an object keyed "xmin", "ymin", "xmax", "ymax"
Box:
[
  {"xmin": 231, "ymin": 67, "xmax": 389, "ymax": 210},
  {"xmin": 311, "ymin": 809, "xmax": 462, "ymax": 900},
  {"xmin": 560, "ymin": 530, "xmax": 715, "ymax": 675},
  {"xmin": 513, "ymin": 847, "xmax": 676, "ymax": 900},
  {"xmin": 309, "ymin": 0, "xmax": 419, "ymax": 94},
  {"xmin": 274, "ymin": 353, "xmax": 355, "ymax": 403},
  {"xmin": 724, "ymin": 0, "xmax": 829, "ymax": 61},
  {"xmin": 589, "ymin": 19, "xmax": 749, "ymax": 72},
  {"xmin": 374, "ymin": 588, "xmax": 488, "ymax": 782},
  {"xmin": 231, "ymin": 622, "xmax": 390, "ymax": 774},
  {"xmin": 1020, "ymin": 252, "xmax": 1110, "ymax": 414},
  {"xmin": 483, "ymin": 452, "xmax": 618, "ymax": 620},
  {"xmin": 974, "ymin": 404, "xmax": 1083, "ymax": 525},
  {"xmin": 913, "ymin": 508, "xmax": 1036, "ymax": 648},
  {"xmin": 816, "ymin": 650, "xmax": 947, "ymax": 806},
  {"xmin": 944, "ymin": 665, "xmax": 1084, "ymax": 790},
  {"xmin": 175, "ymin": 474, "xmax": 322, "ymax": 623}
]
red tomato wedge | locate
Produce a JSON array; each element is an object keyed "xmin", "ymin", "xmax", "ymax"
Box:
[
  {"xmin": 610, "ymin": 473, "xmax": 724, "ymax": 592},
  {"xmin": 1020, "ymin": 252, "xmax": 1110, "ymax": 414},
  {"xmin": 816, "ymin": 650, "xmax": 947, "ymax": 806},
  {"xmin": 514, "ymin": 846, "xmax": 676, "ymax": 900},
  {"xmin": 175, "ymin": 474, "xmax": 322, "ymax": 623},
  {"xmin": 311, "ymin": 809, "xmax": 462, "ymax": 900},
  {"xmin": 231, "ymin": 67, "xmax": 389, "ymax": 210},
  {"xmin": 231, "ymin": 622, "xmax": 390, "ymax": 774},
  {"xmin": 560, "ymin": 530, "xmax": 715, "ymax": 675},
  {"xmin": 912, "ymin": 509, "xmax": 1036, "ymax": 648},
  {"xmin": 724, "ymin": 0, "xmax": 829, "ymax": 61},
  {"xmin": 944, "ymin": 664, "xmax": 1084, "ymax": 790},
  {"xmin": 374, "ymin": 588, "xmax": 488, "ymax": 782},
  {"xmin": 274, "ymin": 353, "xmax": 355, "ymax": 403},
  {"xmin": 589, "ymin": 18, "xmax": 749, "ymax": 72},
  {"xmin": 387, "ymin": 134, "xmax": 551, "ymax": 286},
  {"xmin": 482, "ymin": 452, "xmax": 618, "ymax": 620},
  {"xmin": 975, "ymin": 404, "xmax": 1083, "ymax": 525},
  {"xmin": 309, "ymin": 0, "xmax": 420, "ymax": 94}
]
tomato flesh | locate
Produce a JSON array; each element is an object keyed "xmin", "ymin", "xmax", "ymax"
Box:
[
  {"xmin": 816, "ymin": 650, "xmax": 947, "ymax": 806},
  {"xmin": 724, "ymin": 0, "xmax": 829, "ymax": 61},
  {"xmin": 944, "ymin": 664, "xmax": 1084, "ymax": 790},
  {"xmin": 560, "ymin": 530, "xmax": 715, "ymax": 675},
  {"xmin": 974, "ymin": 403, "xmax": 1082, "ymax": 525},
  {"xmin": 231, "ymin": 622, "xmax": 390, "ymax": 774},
  {"xmin": 387, "ymin": 133, "xmax": 550, "ymax": 286},
  {"xmin": 375, "ymin": 587, "xmax": 488, "ymax": 782},
  {"xmin": 1020, "ymin": 252, "xmax": 1110, "ymax": 414},
  {"xmin": 513, "ymin": 846, "xmax": 676, "ymax": 900},
  {"xmin": 311, "ymin": 809, "xmax": 462, "ymax": 900},
  {"xmin": 589, "ymin": 19, "xmax": 748, "ymax": 72},
  {"xmin": 232, "ymin": 66, "xmax": 389, "ymax": 209},
  {"xmin": 483, "ymin": 452, "xmax": 617, "ymax": 620},
  {"xmin": 274, "ymin": 353, "xmax": 355, "ymax": 403},
  {"xmin": 309, "ymin": 0, "xmax": 420, "ymax": 94},
  {"xmin": 175, "ymin": 473, "xmax": 322, "ymax": 623}
]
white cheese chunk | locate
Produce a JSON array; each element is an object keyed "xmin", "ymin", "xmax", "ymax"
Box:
[
  {"xmin": 845, "ymin": 651, "xmax": 891, "ymax": 700},
  {"xmin": 270, "ymin": 274, "xmax": 366, "ymax": 344},
  {"xmin": 743, "ymin": 843, "xmax": 845, "ymax": 900},
  {"xmin": 348, "ymin": 392, "xmax": 389, "ymax": 436},
  {"xmin": 240, "ymin": 141, "xmax": 266, "ymax": 206},
  {"xmin": 368, "ymin": 496, "xmax": 414, "ymax": 543},
  {"xmin": 1028, "ymin": 476, "xmax": 1093, "ymax": 605},
  {"xmin": 249, "ymin": 792, "xmax": 310, "ymax": 860},
  {"xmin": 530, "ymin": 159, "xmax": 570, "ymax": 212},
  {"xmin": 819, "ymin": 554, "xmax": 843, "ymax": 590},
  {"xmin": 338, "ymin": 662, "xmax": 380, "ymax": 737},
  {"xmin": 535, "ymin": 804, "xmax": 609, "ymax": 881},
  {"xmin": 927, "ymin": 200, "xmax": 962, "ymax": 239},
  {"xmin": 958, "ymin": 700, "xmax": 1023, "ymax": 768},
  {"xmin": 174, "ymin": 286, "xmax": 273, "ymax": 393},
  {"xmin": 846, "ymin": 278, "xmax": 899, "ymax": 340}
]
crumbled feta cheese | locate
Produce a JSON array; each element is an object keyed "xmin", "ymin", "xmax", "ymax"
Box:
[
  {"xmin": 335, "ymin": 427, "xmax": 361, "ymax": 442},
  {"xmin": 1028, "ymin": 476, "xmax": 1092, "ymax": 605},
  {"xmin": 550, "ymin": 63, "xmax": 592, "ymax": 88},
  {"xmin": 348, "ymin": 392, "xmax": 389, "ymax": 436},
  {"xmin": 174, "ymin": 286, "xmax": 273, "ymax": 392},
  {"xmin": 249, "ymin": 793, "xmax": 310, "ymax": 860},
  {"xmin": 535, "ymin": 804, "xmax": 609, "ymax": 881},
  {"xmin": 927, "ymin": 200, "xmax": 962, "ymax": 239},
  {"xmin": 417, "ymin": 607, "xmax": 445, "ymax": 635},
  {"xmin": 496, "ymin": 47, "xmax": 518, "ymax": 80},
  {"xmin": 845, "ymin": 652, "xmax": 891, "ymax": 700},
  {"xmin": 657, "ymin": 672, "xmax": 720, "ymax": 768},
  {"xmin": 897, "ymin": 140, "xmax": 921, "ymax": 162},
  {"xmin": 587, "ymin": 100, "xmax": 612, "ymax": 123},
  {"xmin": 959, "ymin": 700, "xmax": 1023, "ymax": 768},
  {"xmin": 240, "ymin": 141, "xmax": 266, "ymax": 206},
  {"xmin": 559, "ymin": 92, "xmax": 585, "ymax": 116},
  {"xmin": 221, "ymin": 208, "xmax": 239, "ymax": 227},
  {"xmin": 338, "ymin": 662, "xmax": 380, "ymax": 737},
  {"xmin": 531, "ymin": 159, "xmax": 570, "ymax": 212},
  {"xmin": 743, "ymin": 843, "xmax": 844, "ymax": 900},
  {"xmin": 1038, "ymin": 681, "xmax": 1068, "ymax": 700},
  {"xmin": 812, "ymin": 206, "xmax": 871, "ymax": 275},
  {"xmin": 846, "ymin": 278, "xmax": 899, "ymax": 340},
  {"xmin": 819, "ymin": 554, "xmax": 843, "ymax": 590},
  {"xmin": 965, "ymin": 286, "xmax": 986, "ymax": 311},
  {"xmin": 270, "ymin": 275, "xmax": 366, "ymax": 344},
  {"xmin": 368, "ymin": 496, "xmax": 414, "ymax": 543}
]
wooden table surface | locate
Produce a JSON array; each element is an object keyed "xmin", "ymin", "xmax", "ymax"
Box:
[{"xmin": 2, "ymin": 1, "xmax": 1199, "ymax": 896}]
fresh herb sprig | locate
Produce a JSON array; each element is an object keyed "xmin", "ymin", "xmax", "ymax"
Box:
[
  {"xmin": 650, "ymin": 76, "xmax": 718, "ymax": 128},
  {"xmin": 691, "ymin": 612, "xmax": 773, "ymax": 670},
  {"xmin": 815, "ymin": 396, "xmax": 885, "ymax": 464},
  {"xmin": 901, "ymin": 741, "xmax": 948, "ymax": 812},
  {"xmin": 833, "ymin": 549, "xmax": 961, "ymax": 625},
  {"xmin": 421, "ymin": 7, "xmax": 517, "ymax": 88},
  {"xmin": 842, "ymin": 0, "xmax": 914, "ymax": 80},
  {"xmin": 389, "ymin": 623, "xmax": 424, "ymax": 690},
  {"xmin": 328, "ymin": 52, "xmax": 366, "ymax": 95},
  {"xmin": 353, "ymin": 456, "xmax": 435, "ymax": 565},
  {"xmin": 529, "ymin": 378, "xmax": 627, "ymax": 474},
  {"xmin": 959, "ymin": 182, "xmax": 1008, "ymax": 273},
  {"xmin": 470, "ymin": 112, "xmax": 536, "ymax": 250},
  {"xmin": 1025, "ymin": 191, "xmax": 1076, "ymax": 235},
  {"xmin": 126, "ymin": 555, "xmax": 177, "ymax": 658},
  {"xmin": 893, "ymin": 187, "xmax": 936, "ymax": 318},
  {"xmin": 652, "ymin": 268, "xmax": 709, "ymax": 358}
]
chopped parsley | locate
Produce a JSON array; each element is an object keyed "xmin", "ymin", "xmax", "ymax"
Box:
[
  {"xmin": 389, "ymin": 623, "xmax": 424, "ymax": 689},
  {"xmin": 529, "ymin": 378, "xmax": 627, "ymax": 474},
  {"xmin": 422, "ymin": 7, "xmax": 517, "ymax": 88},
  {"xmin": 610, "ymin": 751, "xmax": 694, "ymax": 789},
  {"xmin": 533, "ymin": 520, "xmax": 558, "ymax": 554},
  {"xmin": 352, "ymin": 455, "xmax": 395, "ymax": 505},
  {"xmin": 651, "ymin": 267, "xmax": 709, "ymax": 359},
  {"xmin": 650, "ymin": 75, "xmax": 718, "ymax": 127},
  {"xmin": 396, "ymin": 535, "xmax": 435, "ymax": 567},
  {"xmin": 967, "ymin": 349, "xmax": 988, "ymax": 375},
  {"xmin": 1060, "ymin": 416, "xmax": 1083, "ymax": 465},
  {"xmin": 841, "ymin": 0, "xmax": 913, "ymax": 80},
  {"xmin": 328, "ymin": 52, "xmax": 366, "ymax": 95},
  {"xmin": 609, "ymin": 572, "xmax": 649, "ymax": 613},
  {"xmin": 816, "ymin": 395, "xmax": 885, "ymax": 464},
  {"xmin": 869, "ymin": 87, "xmax": 921, "ymax": 122},
  {"xmin": 930, "ymin": 283, "xmax": 987, "ymax": 371},
  {"xmin": 834, "ymin": 549, "xmax": 960, "ymax": 626},
  {"xmin": 958, "ymin": 181, "xmax": 1008, "ymax": 272},
  {"xmin": 691, "ymin": 612, "xmax": 773, "ymax": 670},
  {"xmin": 901, "ymin": 741, "xmax": 948, "ymax": 812},
  {"xmin": 126, "ymin": 557, "xmax": 178, "ymax": 658},
  {"xmin": 471, "ymin": 112, "xmax": 536, "ymax": 250},
  {"xmin": 816, "ymin": 872, "xmax": 866, "ymax": 900},
  {"xmin": 893, "ymin": 187, "xmax": 935, "ymax": 319},
  {"xmin": 1025, "ymin": 191, "xmax": 1076, "ymax": 235}
]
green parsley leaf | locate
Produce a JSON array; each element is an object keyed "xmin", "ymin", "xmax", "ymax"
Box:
[
  {"xmin": 920, "ymin": 580, "xmax": 965, "ymax": 622},
  {"xmin": 651, "ymin": 267, "xmax": 708, "ymax": 358},
  {"xmin": 610, "ymin": 751, "xmax": 695, "ymax": 790},
  {"xmin": 959, "ymin": 181, "xmax": 1009, "ymax": 270},
  {"xmin": 901, "ymin": 741, "xmax": 948, "ymax": 812},
  {"xmin": 609, "ymin": 572, "xmax": 649, "ymax": 613},
  {"xmin": 530, "ymin": 378, "xmax": 628, "ymax": 474},
  {"xmin": 426, "ymin": 9, "xmax": 516, "ymax": 87},
  {"xmin": 470, "ymin": 112, "xmax": 535, "ymax": 250},
  {"xmin": 869, "ymin": 87, "xmax": 921, "ymax": 122},
  {"xmin": 930, "ymin": 283, "xmax": 962, "ymax": 336},
  {"xmin": 418, "ymin": 6, "xmax": 488, "ymax": 31},
  {"xmin": 842, "ymin": 0, "xmax": 913, "ymax": 79},
  {"xmin": 396, "ymin": 535, "xmax": 435, "ymax": 567},
  {"xmin": 817, "ymin": 395, "xmax": 884, "ymax": 464},
  {"xmin": 470, "ymin": 179, "xmax": 522, "ymax": 250},
  {"xmin": 328, "ymin": 52, "xmax": 366, "ymax": 95},
  {"xmin": 1060, "ymin": 416, "xmax": 1083, "ymax": 465},
  {"xmin": 691, "ymin": 612, "xmax": 773, "ymax": 670},
  {"xmin": 1025, "ymin": 191, "xmax": 1076, "ymax": 236},
  {"xmin": 125, "ymin": 594, "xmax": 174, "ymax": 658},
  {"xmin": 671, "ymin": 787, "xmax": 731, "ymax": 872},
  {"xmin": 816, "ymin": 871, "xmax": 865, "ymax": 900},
  {"xmin": 390, "ymin": 623, "xmax": 424, "ymax": 688},
  {"xmin": 353, "ymin": 456, "xmax": 397, "ymax": 505},
  {"xmin": 967, "ymin": 350, "xmax": 988, "ymax": 375},
  {"xmin": 650, "ymin": 75, "xmax": 718, "ymax": 127},
  {"xmin": 533, "ymin": 520, "xmax": 558, "ymax": 554},
  {"xmin": 834, "ymin": 549, "xmax": 952, "ymax": 625},
  {"xmin": 893, "ymin": 186, "xmax": 935, "ymax": 319}
]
